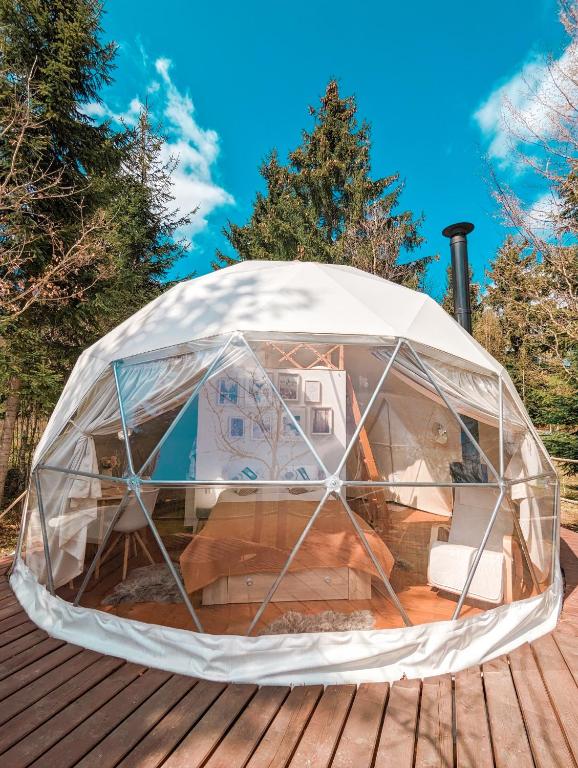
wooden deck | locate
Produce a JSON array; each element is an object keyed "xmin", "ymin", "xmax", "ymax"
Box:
[{"xmin": 0, "ymin": 527, "xmax": 576, "ymax": 768}]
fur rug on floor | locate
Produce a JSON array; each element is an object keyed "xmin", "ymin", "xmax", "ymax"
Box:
[
  {"xmin": 260, "ymin": 609, "xmax": 375, "ymax": 635},
  {"xmin": 101, "ymin": 564, "xmax": 183, "ymax": 606}
]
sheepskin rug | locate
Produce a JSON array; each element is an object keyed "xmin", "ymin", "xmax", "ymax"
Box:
[
  {"xmin": 261, "ymin": 609, "xmax": 375, "ymax": 635},
  {"xmin": 101, "ymin": 564, "xmax": 183, "ymax": 605}
]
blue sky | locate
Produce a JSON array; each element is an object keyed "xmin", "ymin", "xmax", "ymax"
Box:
[{"xmin": 93, "ymin": 0, "xmax": 569, "ymax": 299}]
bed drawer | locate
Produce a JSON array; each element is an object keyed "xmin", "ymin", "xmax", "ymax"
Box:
[{"xmin": 202, "ymin": 567, "xmax": 371, "ymax": 605}]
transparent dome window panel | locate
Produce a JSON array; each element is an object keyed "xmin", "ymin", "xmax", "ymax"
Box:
[
  {"xmin": 177, "ymin": 485, "xmax": 327, "ymax": 635},
  {"xmin": 250, "ymin": 490, "xmax": 407, "ymax": 637},
  {"xmin": 33, "ymin": 468, "xmax": 131, "ymax": 601},
  {"xmin": 406, "ymin": 345, "xmax": 502, "ymax": 477},
  {"xmin": 345, "ymin": 346, "xmax": 497, "ymax": 488},
  {"xmin": 245, "ymin": 336, "xmax": 400, "ymax": 475},
  {"xmin": 38, "ymin": 367, "xmax": 129, "ymax": 480},
  {"xmin": 139, "ymin": 341, "xmax": 327, "ymax": 483},
  {"xmin": 347, "ymin": 485, "xmax": 529, "ymax": 624},
  {"xmin": 114, "ymin": 337, "xmax": 231, "ymax": 477},
  {"xmin": 507, "ymin": 476, "xmax": 557, "ymax": 595},
  {"xmin": 449, "ymin": 479, "xmax": 557, "ymax": 620},
  {"xmin": 68, "ymin": 484, "xmax": 198, "ymax": 633},
  {"xmin": 502, "ymin": 388, "xmax": 554, "ymax": 481}
]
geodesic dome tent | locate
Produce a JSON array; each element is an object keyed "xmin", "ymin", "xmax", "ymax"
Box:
[{"xmin": 11, "ymin": 261, "xmax": 561, "ymax": 685}]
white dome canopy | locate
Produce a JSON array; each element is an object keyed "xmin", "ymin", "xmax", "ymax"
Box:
[
  {"xmin": 80, "ymin": 260, "xmax": 501, "ymax": 371},
  {"xmin": 35, "ymin": 261, "xmax": 505, "ymax": 464},
  {"xmin": 14, "ymin": 259, "xmax": 560, "ymax": 687}
]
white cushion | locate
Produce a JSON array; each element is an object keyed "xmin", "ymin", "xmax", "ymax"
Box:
[
  {"xmin": 428, "ymin": 541, "xmax": 505, "ymax": 604},
  {"xmin": 450, "ymin": 487, "xmax": 512, "ymax": 551}
]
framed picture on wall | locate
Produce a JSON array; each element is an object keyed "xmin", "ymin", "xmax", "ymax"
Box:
[
  {"xmin": 311, "ymin": 407, "xmax": 333, "ymax": 435},
  {"xmin": 217, "ymin": 377, "xmax": 240, "ymax": 406},
  {"xmin": 228, "ymin": 416, "xmax": 245, "ymax": 438},
  {"xmin": 278, "ymin": 373, "xmax": 300, "ymax": 401},
  {"xmin": 304, "ymin": 380, "xmax": 321, "ymax": 404},
  {"xmin": 282, "ymin": 408, "xmax": 305, "ymax": 438}
]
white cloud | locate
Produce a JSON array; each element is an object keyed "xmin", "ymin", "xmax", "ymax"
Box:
[
  {"xmin": 524, "ymin": 190, "xmax": 563, "ymax": 235},
  {"xmin": 82, "ymin": 55, "xmax": 233, "ymax": 247},
  {"xmin": 151, "ymin": 58, "xmax": 233, "ymax": 242},
  {"xmin": 81, "ymin": 96, "xmax": 143, "ymax": 127},
  {"xmin": 81, "ymin": 101, "xmax": 108, "ymax": 119},
  {"xmin": 473, "ymin": 40, "xmax": 577, "ymax": 163}
]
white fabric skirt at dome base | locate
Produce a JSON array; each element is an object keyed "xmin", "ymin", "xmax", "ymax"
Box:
[{"xmin": 10, "ymin": 558, "xmax": 562, "ymax": 687}]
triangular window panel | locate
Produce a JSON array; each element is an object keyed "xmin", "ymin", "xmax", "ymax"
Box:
[
  {"xmin": 115, "ymin": 337, "xmax": 229, "ymax": 476},
  {"xmin": 346, "ymin": 484, "xmax": 493, "ymax": 625},
  {"xmin": 502, "ymin": 388, "xmax": 554, "ymax": 481},
  {"xmin": 39, "ymin": 367, "xmax": 129, "ymax": 478},
  {"xmin": 34, "ymin": 466, "xmax": 130, "ymax": 594},
  {"xmin": 141, "ymin": 342, "xmax": 327, "ymax": 482},
  {"xmin": 452, "ymin": 485, "xmax": 548, "ymax": 618},
  {"xmin": 69, "ymin": 480, "xmax": 201, "ymax": 633},
  {"xmin": 248, "ymin": 490, "xmax": 406, "ymax": 636},
  {"xmin": 245, "ymin": 336, "xmax": 399, "ymax": 475},
  {"xmin": 345, "ymin": 345, "xmax": 497, "ymax": 485}
]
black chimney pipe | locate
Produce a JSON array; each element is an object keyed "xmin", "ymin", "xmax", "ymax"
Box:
[
  {"xmin": 442, "ymin": 221, "xmax": 475, "ymax": 334},
  {"xmin": 442, "ymin": 221, "xmax": 483, "ymax": 479}
]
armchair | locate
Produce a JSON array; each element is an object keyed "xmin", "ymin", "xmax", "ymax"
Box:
[{"xmin": 427, "ymin": 486, "xmax": 519, "ymax": 605}]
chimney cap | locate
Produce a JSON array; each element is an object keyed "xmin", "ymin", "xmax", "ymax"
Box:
[{"xmin": 442, "ymin": 221, "xmax": 474, "ymax": 238}]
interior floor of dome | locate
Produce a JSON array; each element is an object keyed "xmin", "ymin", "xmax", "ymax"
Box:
[{"xmin": 80, "ymin": 585, "xmax": 483, "ymax": 634}]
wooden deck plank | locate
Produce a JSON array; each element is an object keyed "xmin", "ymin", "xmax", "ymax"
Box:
[
  {"xmin": 0, "ymin": 654, "xmax": 127, "ymax": 758},
  {"xmin": 415, "ymin": 675, "xmax": 453, "ymax": 768},
  {"xmin": 0, "ymin": 636, "xmax": 65, "ymax": 681},
  {"xmin": 204, "ymin": 685, "xmax": 289, "ymax": 768},
  {"xmin": 374, "ymin": 678, "xmax": 421, "ymax": 768},
  {"xmin": 508, "ymin": 643, "xmax": 574, "ymax": 768},
  {"xmin": 552, "ymin": 629, "xmax": 578, "ymax": 686},
  {"xmin": 0, "ymin": 627, "xmax": 48, "ymax": 662},
  {"xmin": 0, "ymin": 648, "xmax": 102, "ymax": 727},
  {"xmin": 0, "ymin": 642, "xmax": 82, "ymax": 698},
  {"xmin": 287, "ymin": 685, "xmax": 356, "ymax": 768},
  {"xmin": 0, "ymin": 599, "xmax": 26, "ymax": 622},
  {"xmin": 118, "ymin": 679, "xmax": 227, "ymax": 768},
  {"xmin": 0, "ymin": 592, "xmax": 18, "ymax": 607},
  {"xmin": 482, "ymin": 656, "xmax": 534, "ymax": 768},
  {"xmin": 74, "ymin": 675, "xmax": 197, "ymax": 768},
  {"xmin": 0, "ymin": 610, "xmax": 31, "ymax": 633},
  {"xmin": 0, "ymin": 619, "xmax": 38, "ymax": 648},
  {"xmin": 246, "ymin": 685, "xmax": 323, "ymax": 768},
  {"xmin": 162, "ymin": 683, "xmax": 258, "ymax": 768},
  {"xmin": 531, "ymin": 633, "xmax": 578, "ymax": 762},
  {"xmin": 32, "ymin": 667, "xmax": 173, "ymax": 768},
  {"xmin": 332, "ymin": 682, "xmax": 389, "ymax": 768},
  {"xmin": 454, "ymin": 665, "xmax": 493, "ymax": 768}
]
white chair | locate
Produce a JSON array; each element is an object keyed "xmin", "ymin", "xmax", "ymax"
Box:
[
  {"xmin": 99, "ymin": 489, "xmax": 159, "ymax": 581},
  {"xmin": 427, "ymin": 486, "xmax": 517, "ymax": 605}
]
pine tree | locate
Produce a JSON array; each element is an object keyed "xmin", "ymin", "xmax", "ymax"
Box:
[
  {"xmin": 482, "ymin": 236, "xmax": 577, "ymax": 458},
  {"xmin": 215, "ymin": 80, "xmax": 432, "ymax": 286},
  {"xmin": 0, "ymin": 2, "xmax": 190, "ymax": 508}
]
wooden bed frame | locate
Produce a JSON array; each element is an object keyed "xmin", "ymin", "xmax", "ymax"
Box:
[{"xmin": 202, "ymin": 566, "xmax": 371, "ymax": 605}]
